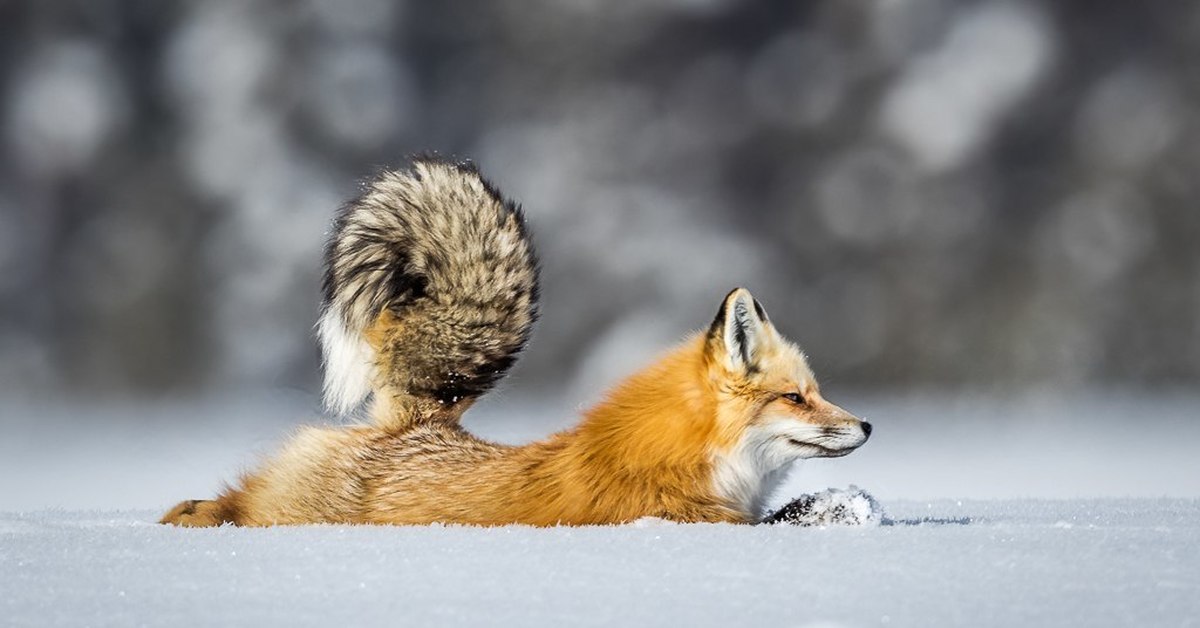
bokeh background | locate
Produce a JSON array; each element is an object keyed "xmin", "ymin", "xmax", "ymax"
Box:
[{"xmin": 2, "ymin": 0, "xmax": 1199, "ymax": 509}]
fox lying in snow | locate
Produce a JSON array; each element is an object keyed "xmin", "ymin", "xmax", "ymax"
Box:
[{"xmin": 161, "ymin": 158, "xmax": 872, "ymax": 527}]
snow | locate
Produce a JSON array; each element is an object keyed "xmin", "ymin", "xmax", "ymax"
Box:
[
  {"xmin": 2, "ymin": 500, "xmax": 1198, "ymax": 627},
  {"xmin": 3, "ymin": 392, "xmax": 1200, "ymax": 625}
]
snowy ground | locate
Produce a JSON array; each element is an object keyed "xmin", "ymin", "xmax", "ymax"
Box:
[
  {"xmin": 3, "ymin": 500, "xmax": 1197, "ymax": 627},
  {"xmin": 2, "ymin": 392, "xmax": 1200, "ymax": 625}
]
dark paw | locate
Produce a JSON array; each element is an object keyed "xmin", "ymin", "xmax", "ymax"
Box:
[{"xmin": 761, "ymin": 487, "xmax": 885, "ymax": 526}]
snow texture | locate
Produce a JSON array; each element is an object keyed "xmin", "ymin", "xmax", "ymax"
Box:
[
  {"xmin": 3, "ymin": 393, "xmax": 1200, "ymax": 625},
  {"xmin": 3, "ymin": 500, "xmax": 1198, "ymax": 627},
  {"xmin": 763, "ymin": 486, "xmax": 886, "ymax": 527}
]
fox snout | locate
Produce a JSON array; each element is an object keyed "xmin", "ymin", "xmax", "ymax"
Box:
[
  {"xmin": 845, "ymin": 417, "xmax": 873, "ymax": 451},
  {"xmin": 837, "ymin": 411, "xmax": 873, "ymax": 451},
  {"xmin": 818, "ymin": 399, "xmax": 871, "ymax": 436},
  {"xmin": 790, "ymin": 401, "xmax": 872, "ymax": 458},
  {"xmin": 836, "ymin": 408, "xmax": 872, "ymax": 441}
]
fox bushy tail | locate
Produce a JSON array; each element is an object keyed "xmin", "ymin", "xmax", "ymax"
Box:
[{"xmin": 318, "ymin": 158, "xmax": 539, "ymax": 427}]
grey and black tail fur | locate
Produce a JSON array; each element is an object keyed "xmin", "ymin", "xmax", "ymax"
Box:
[{"xmin": 318, "ymin": 157, "xmax": 539, "ymax": 426}]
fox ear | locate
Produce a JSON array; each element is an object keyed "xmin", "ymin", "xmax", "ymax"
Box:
[{"xmin": 707, "ymin": 288, "xmax": 772, "ymax": 373}]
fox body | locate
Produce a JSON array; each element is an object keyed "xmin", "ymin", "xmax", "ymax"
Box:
[{"xmin": 161, "ymin": 159, "xmax": 870, "ymax": 528}]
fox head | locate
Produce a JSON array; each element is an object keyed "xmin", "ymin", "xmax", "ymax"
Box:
[{"xmin": 703, "ymin": 288, "xmax": 871, "ymax": 515}]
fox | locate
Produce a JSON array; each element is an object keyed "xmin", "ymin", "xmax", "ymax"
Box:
[{"xmin": 160, "ymin": 157, "xmax": 871, "ymax": 527}]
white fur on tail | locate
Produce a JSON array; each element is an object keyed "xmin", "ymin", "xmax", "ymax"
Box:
[{"xmin": 317, "ymin": 306, "xmax": 376, "ymax": 415}]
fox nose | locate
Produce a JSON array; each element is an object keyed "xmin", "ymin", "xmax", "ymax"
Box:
[{"xmin": 861, "ymin": 421, "xmax": 873, "ymax": 438}]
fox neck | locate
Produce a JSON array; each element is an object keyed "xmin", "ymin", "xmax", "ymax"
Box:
[
  {"xmin": 709, "ymin": 424, "xmax": 796, "ymax": 519},
  {"xmin": 546, "ymin": 336, "xmax": 780, "ymax": 522}
]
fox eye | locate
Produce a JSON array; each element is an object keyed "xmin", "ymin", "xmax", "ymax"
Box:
[{"xmin": 781, "ymin": 392, "xmax": 806, "ymax": 405}]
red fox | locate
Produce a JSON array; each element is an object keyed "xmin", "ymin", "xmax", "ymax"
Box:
[{"xmin": 160, "ymin": 158, "xmax": 871, "ymax": 527}]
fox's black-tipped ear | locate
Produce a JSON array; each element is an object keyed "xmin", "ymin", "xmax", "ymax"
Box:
[{"xmin": 707, "ymin": 288, "xmax": 772, "ymax": 373}]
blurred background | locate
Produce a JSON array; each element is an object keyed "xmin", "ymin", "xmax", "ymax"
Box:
[{"xmin": 2, "ymin": 0, "xmax": 1199, "ymax": 509}]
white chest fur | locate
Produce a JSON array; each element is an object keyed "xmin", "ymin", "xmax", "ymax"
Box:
[{"xmin": 710, "ymin": 425, "xmax": 798, "ymax": 520}]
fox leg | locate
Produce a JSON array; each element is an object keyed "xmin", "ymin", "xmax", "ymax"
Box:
[{"xmin": 159, "ymin": 499, "xmax": 232, "ymax": 527}]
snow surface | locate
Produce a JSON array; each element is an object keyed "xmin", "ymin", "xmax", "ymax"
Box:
[
  {"xmin": 3, "ymin": 500, "xmax": 1198, "ymax": 627},
  {"xmin": 3, "ymin": 393, "xmax": 1200, "ymax": 625}
]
